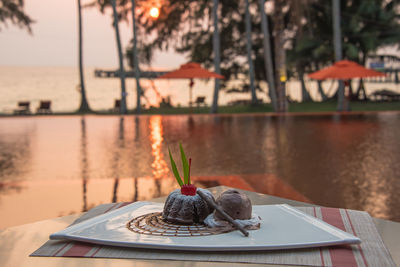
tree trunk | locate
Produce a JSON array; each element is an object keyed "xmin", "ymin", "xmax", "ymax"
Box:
[
  {"xmin": 112, "ymin": 0, "xmax": 127, "ymax": 114},
  {"xmin": 273, "ymin": 0, "xmax": 288, "ymax": 112},
  {"xmin": 317, "ymin": 81, "xmax": 328, "ymax": 101},
  {"xmin": 244, "ymin": 0, "xmax": 257, "ymax": 105},
  {"xmin": 299, "ymin": 69, "xmax": 312, "ymax": 102},
  {"xmin": 210, "ymin": 0, "xmax": 221, "ymax": 114},
  {"xmin": 259, "ymin": 0, "xmax": 278, "ymax": 112},
  {"xmin": 131, "ymin": 0, "xmax": 141, "ymax": 114},
  {"xmin": 332, "ymin": 0, "xmax": 345, "ymax": 111},
  {"xmin": 355, "ymin": 52, "xmax": 368, "ymax": 100},
  {"xmin": 77, "ymin": 0, "xmax": 91, "ymax": 113},
  {"xmin": 348, "ymin": 79, "xmax": 354, "ymax": 99},
  {"xmin": 356, "ymin": 79, "xmax": 367, "ymax": 100}
]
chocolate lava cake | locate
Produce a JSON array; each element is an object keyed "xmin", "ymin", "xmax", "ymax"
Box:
[{"xmin": 162, "ymin": 188, "xmax": 215, "ymax": 225}]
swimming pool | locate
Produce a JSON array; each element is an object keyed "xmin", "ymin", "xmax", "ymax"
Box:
[{"xmin": 1, "ymin": 112, "xmax": 399, "ymax": 228}]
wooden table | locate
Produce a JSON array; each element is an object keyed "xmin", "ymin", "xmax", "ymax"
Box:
[{"xmin": 1, "ymin": 186, "xmax": 399, "ymax": 267}]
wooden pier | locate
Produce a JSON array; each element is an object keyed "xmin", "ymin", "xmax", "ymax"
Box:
[
  {"xmin": 95, "ymin": 68, "xmax": 398, "ymax": 83},
  {"xmin": 94, "ymin": 69, "xmax": 168, "ymax": 79}
]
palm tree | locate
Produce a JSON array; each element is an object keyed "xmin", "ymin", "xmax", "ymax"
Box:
[
  {"xmin": 244, "ymin": 0, "xmax": 258, "ymax": 105},
  {"xmin": 259, "ymin": 0, "xmax": 278, "ymax": 112},
  {"xmin": 272, "ymin": 0, "xmax": 288, "ymax": 112},
  {"xmin": 112, "ymin": 0, "xmax": 127, "ymax": 114},
  {"xmin": 210, "ymin": 0, "xmax": 221, "ymax": 114},
  {"xmin": 130, "ymin": 0, "xmax": 142, "ymax": 114},
  {"xmin": 85, "ymin": 0, "xmax": 129, "ymax": 113},
  {"xmin": 0, "ymin": 0, "xmax": 33, "ymax": 32},
  {"xmin": 77, "ymin": 0, "xmax": 91, "ymax": 112},
  {"xmin": 332, "ymin": 0, "xmax": 344, "ymax": 111}
]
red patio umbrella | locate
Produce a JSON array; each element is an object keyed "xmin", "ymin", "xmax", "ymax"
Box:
[
  {"xmin": 308, "ymin": 60, "xmax": 385, "ymax": 80},
  {"xmin": 309, "ymin": 60, "xmax": 386, "ymax": 110},
  {"xmin": 157, "ymin": 62, "xmax": 224, "ymax": 107}
]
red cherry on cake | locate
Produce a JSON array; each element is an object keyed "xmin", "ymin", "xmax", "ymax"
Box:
[{"xmin": 181, "ymin": 184, "xmax": 197, "ymax": 196}]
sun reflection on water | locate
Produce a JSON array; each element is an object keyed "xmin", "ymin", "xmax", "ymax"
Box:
[{"xmin": 149, "ymin": 116, "xmax": 169, "ymax": 179}]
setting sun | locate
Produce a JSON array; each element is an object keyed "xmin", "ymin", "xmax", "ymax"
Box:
[{"xmin": 149, "ymin": 7, "xmax": 160, "ymax": 19}]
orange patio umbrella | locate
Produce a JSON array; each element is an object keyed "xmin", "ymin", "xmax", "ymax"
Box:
[
  {"xmin": 308, "ymin": 60, "xmax": 386, "ymax": 80},
  {"xmin": 157, "ymin": 62, "xmax": 224, "ymax": 107}
]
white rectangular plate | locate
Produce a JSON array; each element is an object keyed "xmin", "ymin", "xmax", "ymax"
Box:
[{"xmin": 50, "ymin": 202, "xmax": 360, "ymax": 251}]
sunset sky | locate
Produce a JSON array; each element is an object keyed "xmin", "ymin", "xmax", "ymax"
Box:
[
  {"xmin": 2, "ymin": 0, "xmax": 398, "ymax": 69},
  {"xmin": 1, "ymin": 0, "xmax": 186, "ymax": 68}
]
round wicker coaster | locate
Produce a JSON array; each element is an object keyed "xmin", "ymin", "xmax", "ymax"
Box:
[{"xmin": 126, "ymin": 212, "xmax": 234, "ymax": 237}]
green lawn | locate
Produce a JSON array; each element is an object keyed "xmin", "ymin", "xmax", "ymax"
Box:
[
  {"xmin": 138, "ymin": 101, "xmax": 400, "ymax": 115},
  {"xmin": 141, "ymin": 104, "xmax": 275, "ymax": 115},
  {"xmin": 288, "ymin": 101, "xmax": 400, "ymax": 113},
  {"xmin": 2, "ymin": 101, "xmax": 399, "ymax": 117}
]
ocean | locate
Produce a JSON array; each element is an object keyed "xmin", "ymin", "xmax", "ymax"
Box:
[{"xmin": 0, "ymin": 66, "xmax": 399, "ymax": 113}]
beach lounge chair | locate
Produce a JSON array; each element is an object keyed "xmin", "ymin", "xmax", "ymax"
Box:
[
  {"xmin": 36, "ymin": 101, "xmax": 52, "ymax": 114},
  {"xmin": 227, "ymin": 98, "xmax": 263, "ymax": 106},
  {"xmin": 112, "ymin": 99, "xmax": 121, "ymax": 113},
  {"xmin": 13, "ymin": 101, "xmax": 31, "ymax": 115},
  {"xmin": 194, "ymin": 96, "xmax": 206, "ymax": 107},
  {"xmin": 370, "ymin": 89, "xmax": 400, "ymax": 102}
]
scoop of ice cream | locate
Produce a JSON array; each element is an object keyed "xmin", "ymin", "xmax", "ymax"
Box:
[{"xmin": 214, "ymin": 189, "xmax": 252, "ymax": 221}]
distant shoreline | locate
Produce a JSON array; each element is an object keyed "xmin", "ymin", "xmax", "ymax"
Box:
[{"xmin": 2, "ymin": 66, "xmax": 399, "ymax": 114}]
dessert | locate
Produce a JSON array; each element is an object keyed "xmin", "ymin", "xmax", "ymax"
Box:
[
  {"xmin": 162, "ymin": 188, "xmax": 215, "ymax": 224},
  {"xmin": 162, "ymin": 144, "xmax": 215, "ymax": 224},
  {"xmin": 214, "ymin": 189, "xmax": 252, "ymax": 220},
  {"xmin": 204, "ymin": 189, "xmax": 261, "ymax": 230},
  {"xmin": 127, "ymin": 144, "xmax": 260, "ymax": 237}
]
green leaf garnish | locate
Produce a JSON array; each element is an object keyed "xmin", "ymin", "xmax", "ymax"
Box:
[
  {"xmin": 169, "ymin": 148, "xmax": 183, "ymax": 186},
  {"xmin": 179, "ymin": 143, "xmax": 190, "ymax": 185}
]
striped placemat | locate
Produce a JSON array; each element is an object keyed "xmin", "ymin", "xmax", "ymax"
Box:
[{"xmin": 31, "ymin": 202, "xmax": 395, "ymax": 267}]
